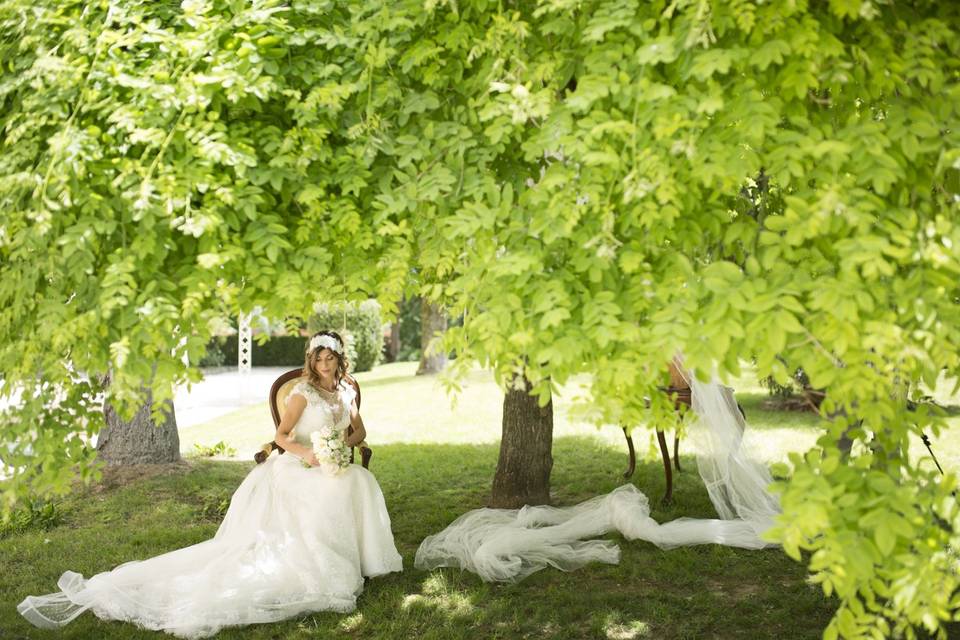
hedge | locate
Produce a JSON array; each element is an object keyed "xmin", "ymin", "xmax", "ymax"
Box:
[
  {"xmin": 308, "ymin": 300, "xmax": 383, "ymax": 373},
  {"xmin": 205, "ymin": 335, "xmax": 307, "ymax": 368}
]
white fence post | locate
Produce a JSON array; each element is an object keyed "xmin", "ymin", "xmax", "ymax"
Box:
[{"xmin": 238, "ymin": 314, "xmax": 252, "ymax": 373}]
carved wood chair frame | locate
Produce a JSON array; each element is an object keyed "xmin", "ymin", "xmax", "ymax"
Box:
[{"xmin": 268, "ymin": 368, "xmax": 372, "ymax": 468}]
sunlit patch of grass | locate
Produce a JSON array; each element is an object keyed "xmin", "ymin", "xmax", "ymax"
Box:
[
  {"xmin": 399, "ymin": 572, "xmax": 476, "ymax": 617},
  {"xmin": 177, "ymin": 361, "xmax": 833, "ymax": 468},
  {"xmin": 337, "ymin": 611, "xmax": 364, "ymax": 632},
  {"xmin": 601, "ymin": 612, "xmax": 651, "ymax": 640}
]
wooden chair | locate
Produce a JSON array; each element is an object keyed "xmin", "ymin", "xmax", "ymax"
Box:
[
  {"xmin": 622, "ymin": 385, "xmax": 744, "ymax": 505},
  {"xmin": 621, "ymin": 386, "xmax": 691, "ymax": 505},
  {"xmin": 268, "ymin": 368, "xmax": 372, "ymax": 468}
]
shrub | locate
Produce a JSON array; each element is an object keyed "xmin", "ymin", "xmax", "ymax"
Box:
[
  {"xmin": 197, "ymin": 339, "xmax": 226, "ymax": 367},
  {"xmin": 0, "ymin": 499, "xmax": 62, "ymax": 539},
  {"xmin": 761, "ymin": 368, "xmax": 813, "ymax": 398},
  {"xmin": 308, "ymin": 300, "xmax": 383, "ymax": 372},
  {"xmin": 253, "ymin": 335, "xmax": 309, "ymax": 367},
  {"xmin": 189, "ymin": 441, "xmax": 238, "ymax": 458}
]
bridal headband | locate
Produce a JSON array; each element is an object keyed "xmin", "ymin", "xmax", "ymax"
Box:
[{"xmin": 309, "ymin": 334, "xmax": 342, "ymax": 354}]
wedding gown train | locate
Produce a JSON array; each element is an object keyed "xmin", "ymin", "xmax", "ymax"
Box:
[
  {"xmin": 18, "ymin": 379, "xmax": 403, "ymax": 638},
  {"xmin": 415, "ymin": 369, "xmax": 780, "ymax": 582}
]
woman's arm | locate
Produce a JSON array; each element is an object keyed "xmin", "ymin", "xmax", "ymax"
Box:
[
  {"xmin": 273, "ymin": 395, "xmax": 318, "ymax": 465},
  {"xmin": 344, "ymin": 399, "xmax": 366, "ymax": 448}
]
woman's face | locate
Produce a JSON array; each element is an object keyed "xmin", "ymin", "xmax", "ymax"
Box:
[{"xmin": 313, "ymin": 348, "xmax": 338, "ymax": 378}]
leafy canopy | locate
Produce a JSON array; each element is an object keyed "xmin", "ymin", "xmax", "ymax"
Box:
[{"xmin": 1, "ymin": 0, "xmax": 959, "ymax": 637}]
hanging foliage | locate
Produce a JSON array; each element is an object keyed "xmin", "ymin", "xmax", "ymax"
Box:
[{"xmin": 1, "ymin": 0, "xmax": 959, "ymax": 636}]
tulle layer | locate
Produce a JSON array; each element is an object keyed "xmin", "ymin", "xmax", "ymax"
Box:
[
  {"xmin": 415, "ymin": 484, "xmax": 772, "ymax": 583},
  {"xmin": 415, "ymin": 372, "xmax": 780, "ymax": 583},
  {"xmin": 18, "ymin": 454, "xmax": 403, "ymax": 638}
]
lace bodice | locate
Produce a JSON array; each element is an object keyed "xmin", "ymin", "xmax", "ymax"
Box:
[{"xmin": 288, "ymin": 379, "xmax": 356, "ymax": 446}]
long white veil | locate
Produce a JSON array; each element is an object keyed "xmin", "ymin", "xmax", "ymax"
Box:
[
  {"xmin": 415, "ymin": 369, "xmax": 781, "ymax": 583},
  {"xmin": 682, "ymin": 370, "xmax": 779, "ymax": 534}
]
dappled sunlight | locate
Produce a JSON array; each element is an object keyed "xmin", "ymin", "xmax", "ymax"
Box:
[
  {"xmin": 337, "ymin": 611, "xmax": 363, "ymax": 632},
  {"xmin": 400, "ymin": 572, "xmax": 476, "ymax": 617},
  {"xmin": 602, "ymin": 612, "xmax": 652, "ymax": 640}
]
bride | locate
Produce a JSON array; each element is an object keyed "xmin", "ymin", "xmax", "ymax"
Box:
[{"xmin": 18, "ymin": 331, "xmax": 403, "ymax": 638}]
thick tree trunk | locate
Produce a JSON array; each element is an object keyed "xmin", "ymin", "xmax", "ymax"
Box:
[
  {"xmin": 417, "ymin": 301, "xmax": 447, "ymax": 375},
  {"xmin": 490, "ymin": 377, "xmax": 553, "ymax": 508},
  {"xmin": 98, "ymin": 385, "xmax": 181, "ymax": 466}
]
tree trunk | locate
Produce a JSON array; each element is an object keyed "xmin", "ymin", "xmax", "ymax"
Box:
[
  {"xmin": 98, "ymin": 384, "xmax": 181, "ymax": 466},
  {"xmin": 417, "ymin": 301, "xmax": 447, "ymax": 375},
  {"xmin": 385, "ymin": 321, "xmax": 400, "ymax": 363},
  {"xmin": 490, "ymin": 377, "xmax": 553, "ymax": 508}
]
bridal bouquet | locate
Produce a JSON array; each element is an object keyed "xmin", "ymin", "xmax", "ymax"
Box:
[{"xmin": 307, "ymin": 429, "xmax": 351, "ymax": 474}]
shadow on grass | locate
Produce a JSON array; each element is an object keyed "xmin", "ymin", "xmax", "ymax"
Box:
[
  {"xmin": 0, "ymin": 436, "xmax": 834, "ymax": 640},
  {"xmin": 733, "ymin": 393, "xmax": 825, "ymax": 431}
]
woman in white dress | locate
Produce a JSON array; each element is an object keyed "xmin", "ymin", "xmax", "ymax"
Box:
[{"xmin": 18, "ymin": 330, "xmax": 403, "ymax": 638}]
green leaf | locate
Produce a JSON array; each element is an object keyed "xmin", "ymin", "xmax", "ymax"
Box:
[
  {"xmin": 636, "ymin": 36, "xmax": 678, "ymax": 65},
  {"xmin": 689, "ymin": 49, "xmax": 735, "ymax": 80},
  {"xmin": 750, "ymin": 40, "xmax": 791, "ymax": 71},
  {"xmin": 874, "ymin": 525, "xmax": 895, "ymax": 556}
]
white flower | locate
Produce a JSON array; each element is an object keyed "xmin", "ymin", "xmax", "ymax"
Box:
[
  {"xmin": 308, "ymin": 428, "xmax": 350, "ymax": 474},
  {"xmin": 511, "ymin": 84, "xmax": 529, "ymax": 99}
]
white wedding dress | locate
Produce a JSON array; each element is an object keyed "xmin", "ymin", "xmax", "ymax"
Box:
[
  {"xmin": 18, "ymin": 379, "xmax": 403, "ymax": 638},
  {"xmin": 415, "ymin": 369, "xmax": 781, "ymax": 582}
]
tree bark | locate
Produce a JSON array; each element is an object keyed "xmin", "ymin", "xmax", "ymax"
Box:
[
  {"xmin": 490, "ymin": 377, "xmax": 553, "ymax": 508},
  {"xmin": 98, "ymin": 384, "xmax": 181, "ymax": 466},
  {"xmin": 384, "ymin": 320, "xmax": 400, "ymax": 363},
  {"xmin": 417, "ymin": 300, "xmax": 447, "ymax": 375}
]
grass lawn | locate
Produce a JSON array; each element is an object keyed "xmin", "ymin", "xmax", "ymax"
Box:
[
  {"xmin": 176, "ymin": 361, "xmax": 828, "ymax": 466},
  {"xmin": 2, "ymin": 362, "xmax": 957, "ymax": 639},
  {"xmin": 2, "ymin": 446, "xmax": 832, "ymax": 640}
]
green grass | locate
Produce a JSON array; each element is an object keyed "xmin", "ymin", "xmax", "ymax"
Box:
[
  {"xmin": 3, "ymin": 362, "xmax": 958, "ymax": 639},
  {"xmin": 2, "ymin": 442, "xmax": 832, "ymax": 640},
  {"xmin": 178, "ymin": 362, "xmax": 828, "ymax": 467}
]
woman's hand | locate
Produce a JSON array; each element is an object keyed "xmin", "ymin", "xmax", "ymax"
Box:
[{"xmin": 305, "ymin": 452, "xmax": 320, "ymax": 467}]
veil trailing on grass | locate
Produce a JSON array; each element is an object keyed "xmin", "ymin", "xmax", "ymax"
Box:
[
  {"xmin": 415, "ymin": 370, "xmax": 781, "ymax": 583},
  {"xmin": 680, "ymin": 369, "xmax": 780, "ymax": 532}
]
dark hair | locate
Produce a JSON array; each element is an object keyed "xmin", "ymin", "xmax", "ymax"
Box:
[{"xmin": 253, "ymin": 331, "xmax": 350, "ymax": 464}]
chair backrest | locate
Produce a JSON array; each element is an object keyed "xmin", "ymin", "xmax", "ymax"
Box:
[
  {"xmin": 659, "ymin": 386, "xmax": 692, "ymax": 408},
  {"xmin": 268, "ymin": 368, "xmax": 362, "ymax": 427}
]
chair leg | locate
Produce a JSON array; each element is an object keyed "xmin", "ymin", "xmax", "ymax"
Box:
[
  {"xmin": 673, "ymin": 433, "xmax": 682, "ymax": 472},
  {"xmin": 622, "ymin": 427, "xmax": 636, "ymax": 479},
  {"xmin": 657, "ymin": 429, "xmax": 673, "ymax": 505}
]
